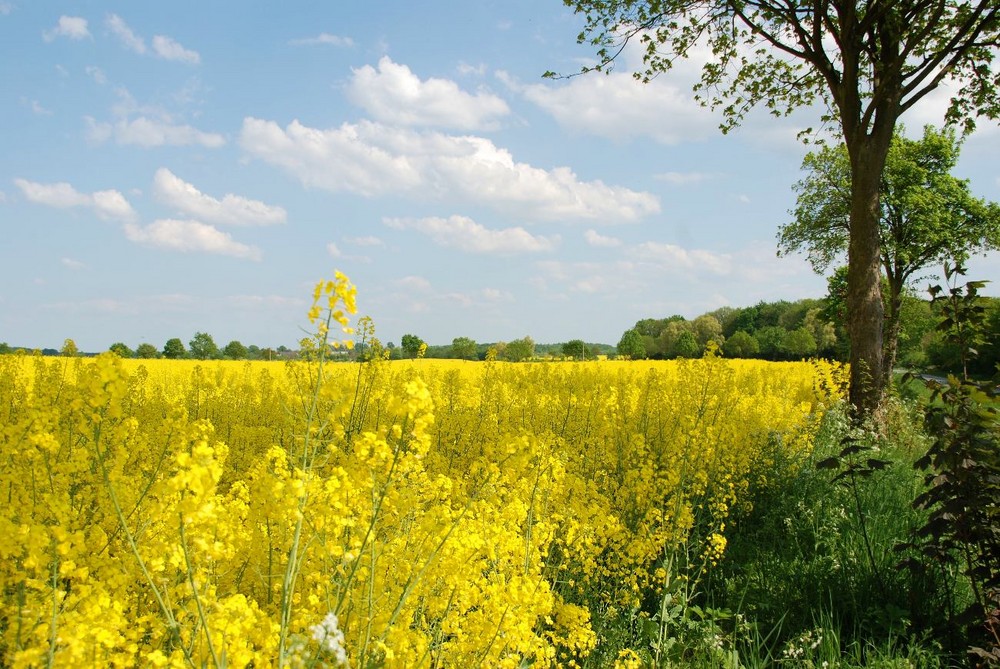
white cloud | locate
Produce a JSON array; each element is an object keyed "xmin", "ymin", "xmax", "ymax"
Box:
[
  {"xmin": 0, "ymin": 3, "xmax": 14, "ymax": 16},
  {"xmin": 289, "ymin": 33, "xmax": 354, "ymax": 47},
  {"xmin": 500, "ymin": 59, "xmax": 717, "ymax": 145},
  {"xmin": 457, "ymin": 62, "xmax": 487, "ymax": 77},
  {"xmin": 87, "ymin": 115, "xmax": 225, "ymax": 148},
  {"xmin": 106, "ymin": 14, "xmax": 145, "ymax": 54},
  {"xmin": 123, "ymin": 219, "xmax": 261, "ymax": 260},
  {"xmin": 85, "ymin": 65, "xmax": 107, "ymax": 84},
  {"xmin": 326, "ymin": 242, "xmax": 342, "ymax": 257},
  {"xmin": 23, "ymin": 98, "xmax": 52, "ymax": 116},
  {"xmin": 153, "ymin": 168, "xmax": 285, "ymax": 226},
  {"xmin": 584, "ymin": 229, "xmax": 622, "ymax": 248},
  {"xmin": 347, "ymin": 56, "xmax": 510, "ymax": 131},
  {"xmin": 106, "ymin": 14, "xmax": 200, "ymax": 64},
  {"xmin": 43, "ymin": 16, "xmax": 90, "ymax": 42},
  {"xmin": 345, "ymin": 235, "xmax": 383, "ymax": 247},
  {"xmin": 0, "ymin": 190, "xmax": 6, "ymax": 203},
  {"xmin": 395, "ymin": 275, "xmax": 432, "ymax": 292},
  {"xmin": 151, "ymin": 35, "xmax": 200, "ymax": 64},
  {"xmin": 384, "ymin": 215, "xmax": 558, "ymax": 254},
  {"xmin": 630, "ymin": 241, "xmax": 733, "ymax": 275},
  {"xmin": 655, "ymin": 171, "xmax": 718, "ymax": 186},
  {"xmin": 14, "ymin": 178, "xmax": 137, "ymax": 221},
  {"xmin": 61, "ymin": 257, "xmax": 86, "ymax": 270},
  {"xmin": 239, "ymin": 117, "xmax": 659, "ymax": 222}
]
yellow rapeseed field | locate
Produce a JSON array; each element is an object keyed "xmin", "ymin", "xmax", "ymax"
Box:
[{"xmin": 0, "ymin": 274, "xmax": 846, "ymax": 668}]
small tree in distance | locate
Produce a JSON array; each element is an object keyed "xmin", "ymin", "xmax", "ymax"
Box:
[
  {"xmin": 136, "ymin": 343, "xmax": 159, "ymax": 359},
  {"xmin": 189, "ymin": 332, "xmax": 221, "ymax": 360},
  {"xmin": 60, "ymin": 339, "xmax": 79, "ymax": 357},
  {"xmin": 109, "ymin": 342, "xmax": 134, "ymax": 358},
  {"xmin": 163, "ymin": 338, "xmax": 186, "ymax": 359},
  {"xmin": 400, "ymin": 334, "xmax": 425, "ymax": 359},
  {"xmin": 223, "ymin": 340, "xmax": 249, "ymax": 360}
]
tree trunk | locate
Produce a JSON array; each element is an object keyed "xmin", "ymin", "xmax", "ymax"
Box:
[
  {"xmin": 882, "ymin": 279, "xmax": 904, "ymax": 389},
  {"xmin": 846, "ymin": 143, "xmax": 888, "ymax": 419}
]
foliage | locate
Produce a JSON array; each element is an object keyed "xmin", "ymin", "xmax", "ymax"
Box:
[
  {"xmin": 108, "ymin": 342, "xmax": 133, "ymax": 358},
  {"xmin": 562, "ymin": 339, "xmax": 589, "ymax": 360},
  {"xmin": 222, "ymin": 340, "xmax": 248, "ymax": 360},
  {"xmin": 60, "ymin": 338, "xmax": 78, "ymax": 357},
  {"xmin": 450, "ymin": 336, "xmax": 477, "ymax": 360},
  {"xmin": 135, "ymin": 342, "xmax": 159, "ymax": 359},
  {"xmin": 902, "ymin": 264, "xmax": 1000, "ymax": 661},
  {"xmin": 559, "ymin": 0, "xmax": 1000, "ymax": 419},
  {"xmin": 189, "ymin": 332, "xmax": 221, "ymax": 361},
  {"xmin": 779, "ymin": 126, "xmax": 1000, "ymax": 380},
  {"xmin": 400, "ymin": 333, "xmax": 424, "ymax": 359},
  {"xmin": 722, "ymin": 330, "xmax": 758, "ymax": 358},
  {"xmin": 163, "ymin": 337, "xmax": 186, "ymax": 359},
  {"xmin": 616, "ymin": 328, "xmax": 646, "ymax": 359},
  {"xmin": 502, "ymin": 335, "xmax": 535, "ymax": 362}
]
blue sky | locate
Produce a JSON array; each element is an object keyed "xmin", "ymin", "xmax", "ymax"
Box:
[{"xmin": 3, "ymin": 2, "xmax": 999, "ymax": 352}]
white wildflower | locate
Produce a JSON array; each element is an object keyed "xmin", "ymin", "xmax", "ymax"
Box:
[{"xmin": 311, "ymin": 612, "xmax": 348, "ymax": 666}]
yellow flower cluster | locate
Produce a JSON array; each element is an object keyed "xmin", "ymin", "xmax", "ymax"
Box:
[{"xmin": 0, "ymin": 277, "xmax": 845, "ymax": 668}]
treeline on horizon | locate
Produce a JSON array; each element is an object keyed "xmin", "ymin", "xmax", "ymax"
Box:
[
  {"xmin": 4, "ymin": 288, "xmax": 1000, "ymax": 377},
  {"xmin": 617, "ymin": 289, "xmax": 1000, "ymax": 378}
]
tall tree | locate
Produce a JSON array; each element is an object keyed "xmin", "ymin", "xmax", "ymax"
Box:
[
  {"xmin": 617, "ymin": 328, "xmax": 647, "ymax": 359},
  {"xmin": 136, "ymin": 343, "xmax": 159, "ymax": 359},
  {"xmin": 560, "ymin": 0, "xmax": 1000, "ymax": 418},
  {"xmin": 60, "ymin": 338, "xmax": 79, "ymax": 357},
  {"xmin": 779, "ymin": 126, "xmax": 1000, "ymax": 381}
]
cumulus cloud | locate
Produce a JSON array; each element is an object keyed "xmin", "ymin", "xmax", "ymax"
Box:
[
  {"xmin": 630, "ymin": 241, "xmax": 733, "ymax": 275},
  {"xmin": 86, "ymin": 115, "xmax": 224, "ymax": 148},
  {"xmin": 500, "ymin": 57, "xmax": 717, "ymax": 145},
  {"xmin": 106, "ymin": 14, "xmax": 200, "ymax": 64},
  {"xmin": 347, "ymin": 56, "xmax": 510, "ymax": 130},
  {"xmin": 289, "ymin": 33, "xmax": 354, "ymax": 47},
  {"xmin": 385, "ymin": 215, "xmax": 558, "ymax": 254},
  {"xmin": 239, "ymin": 118, "xmax": 659, "ymax": 222},
  {"xmin": 14, "ymin": 178, "xmax": 137, "ymax": 221},
  {"xmin": 61, "ymin": 257, "xmax": 86, "ymax": 270},
  {"xmin": 123, "ymin": 219, "xmax": 261, "ymax": 260},
  {"xmin": 584, "ymin": 229, "xmax": 622, "ymax": 248},
  {"xmin": 153, "ymin": 168, "xmax": 286, "ymax": 226},
  {"xmin": 152, "ymin": 35, "xmax": 200, "ymax": 64},
  {"xmin": 43, "ymin": 15, "xmax": 90, "ymax": 42},
  {"xmin": 106, "ymin": 14, "xmax": 145, "ymax": 53}
]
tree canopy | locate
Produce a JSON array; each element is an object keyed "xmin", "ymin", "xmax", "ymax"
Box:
[
  {"xmin": 780, "ymin": 125, "xmax": 1000, "ymax": 379},
  {"xmin": 189, "ymin": 332, "xmax": 221, "ymax": 360},
  {"xmin": 561, "ymin": 0, "xmax": 1000, "ymax": 418}
]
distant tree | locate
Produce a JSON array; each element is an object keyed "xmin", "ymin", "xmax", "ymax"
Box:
[
  {"xmin": 754, "ymin": 327, "xmax": 787, "ymax": 361},
  {"xmin": 722, "ymin": 331, "xmax": 759, "ymax": 359},
  {"xmin": 451, "ymin": 336, "xmax": 478, "ymax": 360},
  {"xmin": 780, "ymin": 126, "xmax": 1000, "ymax": 385},
  {"xmin": 781, "ymin": 328, "xmax": 819, "ymax": 359},
  {"xmin": 246, "ymin": 344, "xmax": 262, "ymax": 360},
  {"xmin": 163, "ymin": 338, "xmax": 186, "ymax": 359},
  {"xmin": 108, "ymin": 342, "xmax": 134, "ymax": 358},
  {"xmin": 0, "ymin": 342, "xmax": 11, "ymax": 355},
  {"xmin": 657, "ymin": 320, "xmax": 692, "ymax": 358},
  {"xmin": 504, "ymin": 336, "xmax": 535, "ymax": 362},
  {"xmin": 616, "ymin": 328, "xmax": 646, "ymax": 360},
  {"xmin": 400, "ymin": 334, "xmax": 425, "ymax": 359},
  {"xmin": 135, "ymin": 343, "xmax": 159, "ymax": 359},
  {"xmin": 222, "ymin": 340, "xmax": 248, "ymax": 360},
  {"xmin": 189, "ymin": 332, "xmax": 221, "ymax": 360},
  {"xmin": 260, "ymin": 347, "xmax": 278, "ymax": 361},
  {"xmin": 562, "ymin": 339, "xmax": 587, "ymax": 360},
  {"xmin": 277, "ymin": 345, "xmax": 290, "ymax": 353},
  {"xmin": 802, "ymin": 308, "xmax": 838, "ymax": 358},
  {"xmin": 691, "ymin": 315, "xmax": 724, "ymax": 349},
  {"xmin": 60, "ymin": 339, "xmax": 79, "ymax": 357},
  {"xmin": 673, "ymin": 331, "xmax": 701, "ymax": 359}
]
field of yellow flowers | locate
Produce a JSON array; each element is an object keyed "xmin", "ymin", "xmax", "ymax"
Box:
[{"xmin": 0, "ymin": 276, "xmax": 846, "ymax": 667}]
